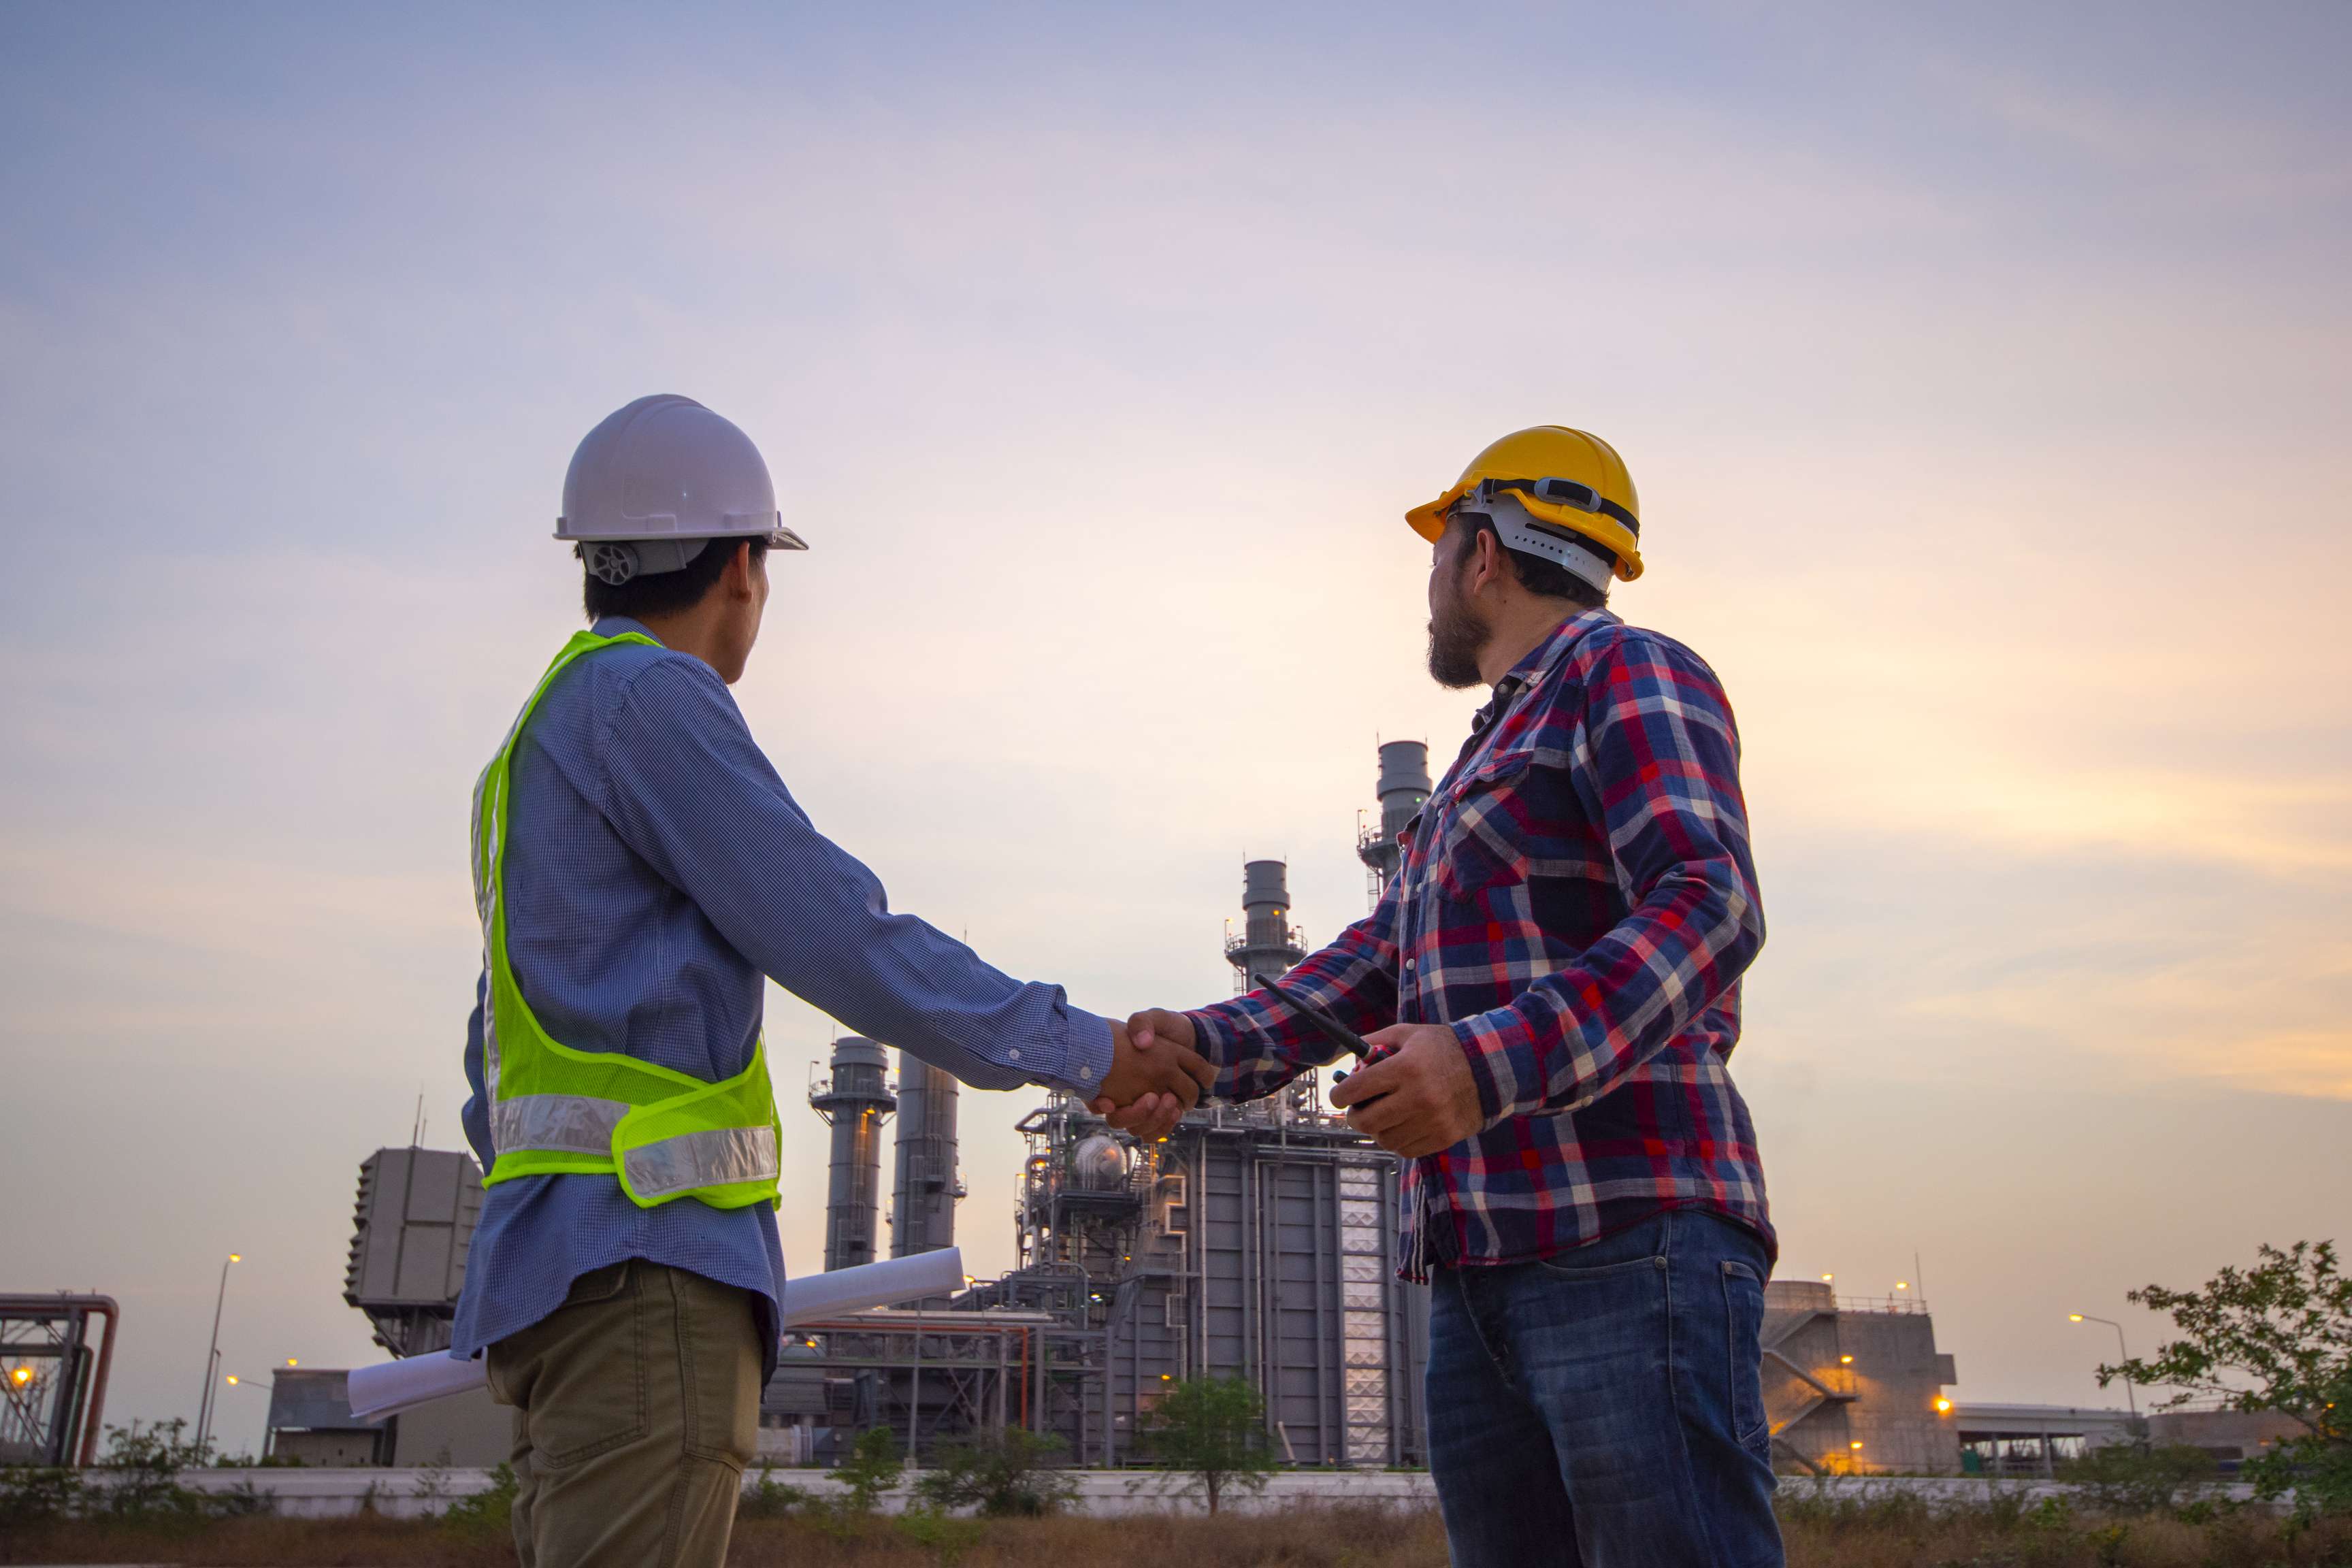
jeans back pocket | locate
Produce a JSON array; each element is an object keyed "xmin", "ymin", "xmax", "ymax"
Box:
[{"xmin": 1720, "ymin": 1258, "xmax": 1769, "ymax": 1452}]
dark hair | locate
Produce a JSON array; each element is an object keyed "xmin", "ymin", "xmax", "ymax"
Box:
[
  {"xmin": 1449, "ymin": 512, "xmax": 1610, "ymax": 610},
  {"xmin": 583, "ymin": 536, "xmax": 767, "ymax": 622}
]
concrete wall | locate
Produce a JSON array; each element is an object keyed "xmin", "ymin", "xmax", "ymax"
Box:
[{"xmin": 387, "ymin": 1382, "xmax": 509, "ymax": 1468}]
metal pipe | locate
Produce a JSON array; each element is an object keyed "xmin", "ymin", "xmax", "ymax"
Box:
[
  {"xmin": 0, "ymin": 1295, "xmax": 120, "ymax": 1467},
  {"xmin": 908, "ymin": 1306, "xmax": 922, "ymax": 1462},
  {"xmin": 50, "ymin": 1308, "xmax": 86, "ymax": 1469}
]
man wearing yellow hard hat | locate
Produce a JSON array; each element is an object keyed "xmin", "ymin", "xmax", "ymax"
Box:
[{"xmin": 1132, "ymin": 427, "xmax": 1778, "ymax": 1566}]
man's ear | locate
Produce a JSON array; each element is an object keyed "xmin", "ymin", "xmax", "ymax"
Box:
[
  {"xmin": 723, "ymin": 540, "xmax": 755, "ymax": 599},
  {"xmin": 1465, "ymin": 525, "xmax": 1504, "ymax": 596}
]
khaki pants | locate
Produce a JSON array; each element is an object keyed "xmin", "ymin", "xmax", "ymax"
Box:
[{"xmin": 487, "ymin": 1260, "xmax": 762, "ymax": 1568}]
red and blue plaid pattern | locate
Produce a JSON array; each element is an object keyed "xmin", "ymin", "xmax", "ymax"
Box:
[{"xmin": 1188, "ymin": 608, "xmax": 1772, "ymax": 1275}]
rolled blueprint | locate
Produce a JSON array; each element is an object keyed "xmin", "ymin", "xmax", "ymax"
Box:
[
  {"xmin": 770, "ymin": 1246, "xmax": 963, "ymax": 1326},
  {"xmin": 348, "ymin": 1246, "xmax": 964, "ymax": 1422}
]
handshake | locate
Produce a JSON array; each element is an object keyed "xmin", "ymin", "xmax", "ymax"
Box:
[{"xmin": 1081, "ymin": 1006, "xmax": 1488, "ymax": 1157}]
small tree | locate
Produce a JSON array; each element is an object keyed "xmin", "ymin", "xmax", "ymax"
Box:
[
  {"xmin": 828, "ymin": 1426, "xmax": 905, "ymax": 1516},
  {"xmin": 2102, "ymin": 1239, "xmax": 2352, "ymax": 1514},
  {"xmin": 1145, "ymin": 1375, "xmax": 1275, "ymax": 1516},
  {"xmin": 914, "ymin": 1426, "xmax": 1077, "ymax": 1517},
  {"xmin": 95, "ymin": 1418, "xmax": 210, "ymax": 1522}
]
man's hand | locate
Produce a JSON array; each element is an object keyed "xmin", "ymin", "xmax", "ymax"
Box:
[
  {"xmin": 1326, "ymin": 1023, "xmax": 1486, "ymax": 1158},
  {"xmin": 1123, "ymin": 1008, "xmax": 1196, "ymax": 1058},
  {"xmin": 1090, "ymin": 1014, "xmax": 1215, "ymax": 1141}
]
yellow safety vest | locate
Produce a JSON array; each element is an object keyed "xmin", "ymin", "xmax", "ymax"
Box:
[{"xmin": 471, "ymin": 630, "xmax": 782, "ymax": 1209}]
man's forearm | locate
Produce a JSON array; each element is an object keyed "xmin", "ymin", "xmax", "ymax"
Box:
[{"xmin": 1187, "ymin": 905, "xmax": 1402, "ymax": 1100}]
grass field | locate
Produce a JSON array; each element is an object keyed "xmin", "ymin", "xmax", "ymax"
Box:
[{"xmin": 6, "ymin": 1495, "xmax": 2350, "ymax": 1567}]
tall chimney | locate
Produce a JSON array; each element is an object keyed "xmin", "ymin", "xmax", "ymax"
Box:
[
  {"xmin": 889, "ymin": 1054, "xmax": 962, "ymax": 1258},
  {"xmin": 1224, "ymin": 858, "xmax": 1307, "ymax": 989},
  {"xmin": 1356, "ymin": 740, "xmax": 1431, "ymax": 904},
  {"xmin": 809, "ymin": 1036, "xmax": 893, "ymax": 1272}
]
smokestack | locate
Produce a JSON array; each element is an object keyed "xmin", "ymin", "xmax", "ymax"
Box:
[
  {"xmin": 1224, "ymin": 858, "xmax": 1307, "ymax": 989},
  {"xmin": 1356, "ymin": 740, "xmax": 1431, "ymax": 902},
  {"xmin": 809, "ymin": 1036, "xmax": 893, "ymax": 1272},
  {"xmin": 889, "ymin": 1053, "xmax": 961, "ymax": 1258}
]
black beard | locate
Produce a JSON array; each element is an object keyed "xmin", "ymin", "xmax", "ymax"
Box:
[{"xmin": 1425, "ymin": 580, "xmax": 1490, "ymax": 690}]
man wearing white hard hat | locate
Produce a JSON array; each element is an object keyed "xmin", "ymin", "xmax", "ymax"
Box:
[{"xmin": 453, "ymin": 395, "xmax": 1213, "ymax": 1567}]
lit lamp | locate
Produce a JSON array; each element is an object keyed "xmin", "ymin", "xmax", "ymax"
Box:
[{"xmin": 1935, "ymin": 1397, "xmax": 1953, "ymax": 1414}]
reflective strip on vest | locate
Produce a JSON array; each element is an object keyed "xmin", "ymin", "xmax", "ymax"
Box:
[
  {"xmin": 492, "ymin": 1094, "xmax": 631, "ymax": 1158},
  {"xmin": 622, "ymin": 1124, "xmax": 781, "ymax": 1203}
]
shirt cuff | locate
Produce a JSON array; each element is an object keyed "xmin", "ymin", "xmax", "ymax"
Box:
[
  {"xmin": 1185, "ymin": 1007, "xmax": 1237, "ymax": 1060},
  {"xmin": 1039, "ymin": 1007, "xmax": 1115, "ymax": 1097}
]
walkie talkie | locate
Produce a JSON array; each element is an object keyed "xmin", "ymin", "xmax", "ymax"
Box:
[{"xmin": 1255, "ymin": 974, "xmax": 1386, "ymax": 1098}]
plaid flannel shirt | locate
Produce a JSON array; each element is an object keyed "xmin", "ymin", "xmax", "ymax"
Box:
[{"xmin": 1188, "ymin": 608, "xmax": 1772, "ymax": 1276}]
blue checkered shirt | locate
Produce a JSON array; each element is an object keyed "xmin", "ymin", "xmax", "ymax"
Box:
[{"xmin": 453, "ymin": 619, "xmax": 1113, "ymax": 1369}]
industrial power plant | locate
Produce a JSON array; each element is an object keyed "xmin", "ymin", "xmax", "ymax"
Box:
[
  {"xmin": 97, "ymin": 738, "xmax": 1981, "ymax": 1480},
  {"xmin": 760, "ymin": 736, "xmax": 1440, "ymax": 1469}
]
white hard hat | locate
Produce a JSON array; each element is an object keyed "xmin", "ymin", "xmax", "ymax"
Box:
[{"xmin": 557, "ymin": 395, "xmax": 808, "ymax": 585}]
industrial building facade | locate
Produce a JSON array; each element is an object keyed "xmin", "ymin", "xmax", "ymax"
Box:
[{"xmin": 1762, "ymin": 1278, "xmax": 1963, "ymax": 1474}]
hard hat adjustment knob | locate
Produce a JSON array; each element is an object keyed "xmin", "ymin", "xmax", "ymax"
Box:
[{"xmin": 581, "ymin": 541, "xmax": 642, "ymax": 586}]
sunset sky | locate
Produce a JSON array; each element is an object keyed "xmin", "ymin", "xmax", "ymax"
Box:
[{"xmin": 3, "ymin": 2, "xmax": 2346, "ymax": 1458}]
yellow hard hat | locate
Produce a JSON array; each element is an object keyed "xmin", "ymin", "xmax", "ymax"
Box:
[{"xmin": 1405, "ymin": 426, "xmax": 1644, "ymax": 583}]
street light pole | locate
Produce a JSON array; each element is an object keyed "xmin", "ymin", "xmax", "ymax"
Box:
[
  {"xmin": 2070, "ymin": 1313, "xmax": 2137, "ymax": 1417},
  {"xmin": 193, "ymin": 1253, "xmax": 240, "ymax": 1456}
]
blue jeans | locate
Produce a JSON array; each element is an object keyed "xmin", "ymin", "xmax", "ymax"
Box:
[{"xmin": 1424, "ymin": 1209, "xmax": 1782, "ymax": 1568}]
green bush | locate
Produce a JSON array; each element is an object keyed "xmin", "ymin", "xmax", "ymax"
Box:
[
  {"xmin": 440, "ymin": 1460, "xmax": 518, "ymax": 1535},
  {"xmin": 738, "ymin": 1466, "xmax": 816, "ymax": 1519},
  {"xmin": 0, "ymin": 1465, "xmax": 86, "ymax": 1529},
  {"xmin": 92, "ymin": 1418, "xmax": 213, "ymax": 1524},
  {"xmin": 913, "ymin": 1427, "xmax": 1076, "ymax": 1518},
  {"xmin": 893, "ymin": 1503, "xmax": 985, "ymax": 1564},
  {"xmin": 2057, "ymin": 1442, "xmax": 2218, "ymax": 1515},
  {"xmin": 828, "ymin": 1426, "xmax": 905, "ymax": 1516}
]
